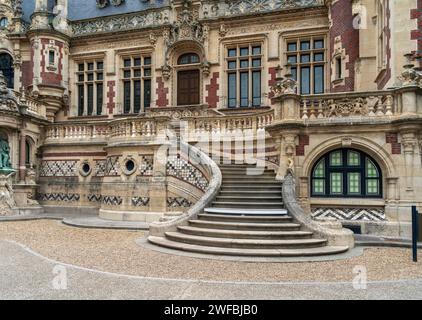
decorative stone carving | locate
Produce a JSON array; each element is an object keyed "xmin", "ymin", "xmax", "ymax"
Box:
[
  {"xmin": 71, "ymin": 8, "xmax": 170, "ymax": 36},
  {"xmin": 270, "ymin": 65, "xmax": 297, "ymax": 97},
  {"xmin": 201, "ymin": 0, "xmax": 323, "ymax": 19},
  {"xmin": 398, "ymin": 53, "xmax": 422, "ymax": 87},
  {"xmin": 301, "ymin": 94, "xmax": 395, "ymax": 119},
  {"xmin": 97, "ymin": 0, "xmax": 126, "ymax": 8},
  {"xmin": 0, "ymin": 138, "xmax": 11, "ymax": 170},
  {"xmin": 0, "ymin": 172, "xmax": 16, "ymax": 215}
]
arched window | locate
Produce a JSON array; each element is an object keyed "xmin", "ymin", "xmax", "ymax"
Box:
[
  {"xmin": 178, "ymin": 53, "xmax": 200, "ymax": 65},
  {"xmin": 311, "ymin": 149, "xmax": 382, "ymax": 198},
  {"xmin": 0, "ymin": 53, "xmax": 14, "ymax": 88}
]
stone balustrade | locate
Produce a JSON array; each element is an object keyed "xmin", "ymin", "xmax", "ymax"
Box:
[
  {"xmin": 185, "ymin": 109, "xmax": 274, "ymax": 139},
  {"xmin": 15, "ymin": 92, "xmax": 47, "ymax": 118},
  {"xmin": 300, "ymin": 91, "xmax": 396, "ymax": 120}
]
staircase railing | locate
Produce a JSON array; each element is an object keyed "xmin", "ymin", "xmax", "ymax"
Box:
[
  {"xmin": 149, "ymin": 136, "xmax": 222, "ymax": 237},
  {"xmin": 282, "ymin": 170, "xmax": 355, "ymax": 248}
]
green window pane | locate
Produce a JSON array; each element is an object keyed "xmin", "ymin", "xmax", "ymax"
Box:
[
  {"xmin": 313, "ymin": 160, "xmax": 325, "ymax": 178},
  {"xmin": 366, "ymin": 159, "xmax": 379, "ymax": 177},
  {"xmin": 367, "ymin": 179, "xmax": 379, "ymax": 195},
  {"xmin": 313, "ymin": 179, "xmax": 325, "ymax": 194},
  {"xmin": 348, "ymin": 172, "xmax": 361, "ymax": 194},
  {"xmin": 330, "ymin": 151, "xmax": 342, "ymax": 166},
  {"xmin": 348, "ymin": 151, "xmax": 360, "ymax": 166},
  {"xmin": 330, "ymin": 173, "xmax": 343, "ymax": 194}
]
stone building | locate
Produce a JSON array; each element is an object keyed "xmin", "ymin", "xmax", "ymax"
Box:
[{"xmin": 0, "ymin": 0, "xmax": 421, "ymax": 255}]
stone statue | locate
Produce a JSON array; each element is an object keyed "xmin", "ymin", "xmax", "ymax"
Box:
[
  {"xmin": 0, "ymin": 172, "xmax": 16, "ymax": 216},
  {"xmin": 0, "ymin": 138, "xmax": 11, "ymax": 170}
]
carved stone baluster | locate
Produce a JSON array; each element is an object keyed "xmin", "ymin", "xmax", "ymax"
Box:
[
  {"xmin": 385, "ymin": 95, "xmax": 393, "ymax": 116},
  {"xmin": 317, "ymin": 100, "xmax": 324, "ymax": 118},
  {"xmin": 302, "ymin": 100, "xmax": 308, "ymax": 119},
  {"xmin": 309, "ymin": 100, "xmax": 316, "ymax": 119},
  {"xmin": 376, "ymin": 96, "xmax": 385, "ymax": 116}
]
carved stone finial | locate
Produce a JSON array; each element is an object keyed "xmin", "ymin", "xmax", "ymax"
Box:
[
  {"xmin": 270, "ymin": 63, "xmax": 298, "ymax": 97},
  {"xmin": 399, "ymin": 53, "xmax": 422, "ymax": 86}
]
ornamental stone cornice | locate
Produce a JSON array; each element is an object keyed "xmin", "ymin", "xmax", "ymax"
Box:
[
  {"xmin": 199, "ymin": 0, "xmax": 325, "ymax": 20},
  {"xmin": 70, "ymin": 6, "xmax": 172, "ymax": 37}
]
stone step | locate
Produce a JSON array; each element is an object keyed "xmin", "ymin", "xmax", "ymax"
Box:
[
  {"xmin": 215, "ymin": 196, "xmax": 282, "ymax": 202},
  {"xmin": 212, "ymin": 201, "xmax": 284, "ymax": 209},
  {"xmin": 219, "ymin": 190, "xmax": 282, "ymax": 197},
  {"xmin": 220, "ymin": 169, "xmax": 275, "ymax": 174},
  {"xmin": 164, "ymin": 232, "xmax": 328, "ymax": 249},
  {"xmin": 222, "ymin": 180, "xmax": 281, "ymax": 185},
  {"xmin": 189, "ymin": 219, "xmax": 301, "ymax": 231},
  {"xmin": 221, "ymin": 185, "xmax": 281, "ymax": 191},
  {"xmin": 177, "ymin": 226, "xmax": 313, "ymax": 240},
  {"xmin": 204, "ymin": 207, "xmax": 288, "ymax": 215},
  {"xmin": 148, "ymin": 236, "xmax": 350, "ymax": 257},
  {"xmin": 198, "ymin": 213, "xmax": 291, "ymax": 222}
]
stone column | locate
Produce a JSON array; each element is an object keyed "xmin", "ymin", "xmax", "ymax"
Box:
[
  {"xmin": 400, "ymin": 128, "xmax": 418, "ymax": 194},
  {"xmin": 18, "ymin": 132, "xmax": 26, "ymax": 182}
]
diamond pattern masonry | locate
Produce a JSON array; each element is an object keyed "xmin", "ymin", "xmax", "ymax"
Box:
[
  {"xmin": 39, "ymin": 160, "xmax": 78, "ymax": 177},
  {"xmin": 312, "ymin": 208, "xmax": 386, "ymax": 221},
  {"xmin": 166, "ymin": 155, "xmax": 209, "ymax": 192}
]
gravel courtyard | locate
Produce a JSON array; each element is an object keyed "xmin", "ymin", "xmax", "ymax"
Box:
[{"xmin": 0, "ymin": 219, "xmax": 421, "ymax": 283}]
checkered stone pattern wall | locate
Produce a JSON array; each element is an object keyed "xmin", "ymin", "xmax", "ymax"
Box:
[
  {"xmin": 132, "ymin": 197, "xmax": 150, "ymax": 207},
  {"xmin": 312, "ymin": 208, "xmax": 386, "ymax": 221},
  {"xmin": 167, "ymin": 197, "xmax": 193, "ymax": 208},
  {"xmin": 102, "ymin": 195, "xmax": 123, "ymax": 206},
  {"xmin": 39, "ymin": 160, "xmax": 78, "ymax": 177},
  {"xmin": 166, "ymin": 155, "xmax": 209, "ymax": 192},
  {"xmin": 94, "ymin": 160, "xmax": 107, "ymax": 177},
  {"xmin": 139, "ymin": 155, "xmax": 154, "ymax": 176},
  {"xmin": 37, "ymin": 193, "xmax": 80, "ymax": 202},
  {"xmin": 87, "ymin": 194, "xmax": 102, "ymax": 203},
  {"xmin": 105, "ymin": 156, "xmax": 120, "ymax": 176}
]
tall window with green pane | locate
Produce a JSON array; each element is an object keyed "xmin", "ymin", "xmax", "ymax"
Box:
[
  {"xmin": 76, "ymin": 60, "xmax": 104, "ymax": 116},
  {"xmin": 311, "ymin": 149, "xmax": 382, "ymax": 198},
  {"xmin": 122, "ymin": 56, "xmax": 152, "ymax": 114},
  {"xmin": 226, "ymin": 44, "xmax": 262, "ymax": 108},
  {"xmin": 286, "ymin": 37, "xmax": 325, "ymax": 95}
]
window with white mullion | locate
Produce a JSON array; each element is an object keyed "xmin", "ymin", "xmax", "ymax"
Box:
[
  {"xmin": 76, "ymin": 60, "xmax": 104, "ymax": 116},
  {"xmin": 286, "ymin": 37, "xmax": 326, "ymax": 95},
  {"xmin": 226, "ymin": 44, "xmax": 262, "ymax": 108},
  {"xmin": 122, "ymin": 56, "xmax": 152, "ymax": 114}
]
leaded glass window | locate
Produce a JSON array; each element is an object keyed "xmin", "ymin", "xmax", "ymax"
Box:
[
  {"xmin": 226, "ymin": 44, "xmax": 262, "ymax": 108},
  {"xmin": 76, "ymin": 59, "xmax": 104, "ymax": 116},
  {"xmin": 311, "ymin": 149, "xmax": 382, "ymax": 198},
  {"xmin": 285, "ymin": 36, "xmax": 326, "ymax": 94},
  {"xmin": 121, "ymin": 54, "xmax": 152, "ymax": 114}
]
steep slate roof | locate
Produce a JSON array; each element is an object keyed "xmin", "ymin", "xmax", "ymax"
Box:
[{"xmin": 22, "ymin": 0, "xmax": 169, "ymax": 22}]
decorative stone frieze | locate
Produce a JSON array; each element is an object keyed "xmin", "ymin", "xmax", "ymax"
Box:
[
  {"xmin": 200, "ymin": 0, "xmax": 323, "ymax": 19},
  {"xmin": 312, "ymin": 207, "xmax": 386, "ymax": 221},
  {"xmin": 71, "ymin": 7, "xmax": 171, "ymax": 37}
]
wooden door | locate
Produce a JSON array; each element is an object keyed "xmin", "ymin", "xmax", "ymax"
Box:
[{"xmin": 177, "ymin": 70, "xmax": 200, "ymax": 106}]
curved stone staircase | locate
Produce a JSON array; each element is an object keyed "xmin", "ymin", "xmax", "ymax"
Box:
[{"xmin": 148, "ymin": 164, "xmax": 349, "ymax": 257}]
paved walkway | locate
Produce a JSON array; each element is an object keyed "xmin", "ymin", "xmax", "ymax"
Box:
[{"xmin": 1, "ymin": 240, "xmax": 421, "ymax": 300}]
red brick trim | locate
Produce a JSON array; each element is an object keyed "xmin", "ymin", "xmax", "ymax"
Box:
[
  {"xmin": 296, "ymin": 135, "xmax": 310, "ymax": 156},
  {"xmin": 106, "ymin": 81, "xmax": 116, "ymax": 114},
  {"xmin": 411, "ymin": 0, "xmax": 422, "ymax": 66},
  {"xmin": 40, "ymin": 39, "xmax": 63, "ymax": 86},
  {"xmin": 156, "ymin": 77, "xmax": 169, "ymax": 107},
  {"xmin": 386, "ymin": 132, "xmax": 401, "ymax": 155},
  {"xmin": 205, "ymin": 72, "xmax": 219, "ymax": 108},
  {"xmin": 268, "ymin": 67, "xmax": 277, "ymax": 100},
  {"xmin": 329, "ymin": 0, "xmax": 359, "ymax": 92}
]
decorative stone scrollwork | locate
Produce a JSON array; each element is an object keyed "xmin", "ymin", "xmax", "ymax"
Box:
[
  {"xmin": 398, "ymin": 53, "xmax": 422, "ymax": 87},
  {"xmin": 270, "ymin": 65, "xmax": 297, "ymax": 97},
  {"xmin": 96, "ymin": 0, "xmax": 126, "ymax": 8}
]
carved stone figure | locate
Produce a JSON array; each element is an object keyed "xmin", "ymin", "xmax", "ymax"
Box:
[
  {"xmin": 0, "ymin": 172, "xmax": 16, "ymax": 216},
  {"xmin": 0, "ymin": 138, "xmax": 11, "ymax": 170}
]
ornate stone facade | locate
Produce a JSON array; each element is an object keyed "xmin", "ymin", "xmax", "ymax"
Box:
[{"xmin": 0, "ymin": 0, "xmax": 420, "ymax": 237}]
